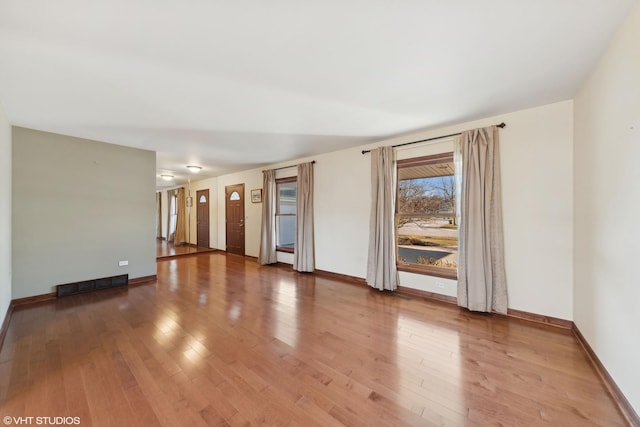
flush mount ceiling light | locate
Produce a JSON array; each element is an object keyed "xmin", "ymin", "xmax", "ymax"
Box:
[
  {"xmin": 160, "ymin": 174, "xmax": 174, "ymax": 181},
  {"xmin": 186, "ymin": 165, "xmax": 202, "ymax": 173}
]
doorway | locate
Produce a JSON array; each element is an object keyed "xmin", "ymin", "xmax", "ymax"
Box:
[
  {"xmin": 196, "ymin": 189, "xmax": 210, "ymax": 248},
  {"xmin": 225, "ymin": 184, "xmax": 245, "ymax": 255}
]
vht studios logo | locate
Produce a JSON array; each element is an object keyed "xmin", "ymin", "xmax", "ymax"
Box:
[{"xmin": 3, "ymin": 416, "xmax": 81, "ymax": 425}]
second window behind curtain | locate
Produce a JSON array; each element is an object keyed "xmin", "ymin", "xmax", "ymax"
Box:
[{"xmin": 275, "ymin": 177, "xmax": 297, "ymax": 252}]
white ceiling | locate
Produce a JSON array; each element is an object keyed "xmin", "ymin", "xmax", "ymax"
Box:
[{"xmin": 0, "ymin": 0, "xmax": 636, "ymax": 187}]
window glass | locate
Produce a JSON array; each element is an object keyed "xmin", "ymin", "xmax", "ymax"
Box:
[
  {"xmin": 229, "ymin": 191, "xmax": 240, "ymax": 201},
  {"xmin": 169, "ymin": 192, "xmax": 178, "ymax": 240},
  {"xmin": 276, "ymin": 215, "xmax": 296, "ymax": 249},
  {"xmin": 277, "ymin": 181, "xmax": 297, "ymax": 214},
  {"xmin": 276, "ymin": 179, "xmax": 297, "ymax": 250},
  {"xmin": 397, "ymin": 153, "xmax": 457, "ymax": 277}
]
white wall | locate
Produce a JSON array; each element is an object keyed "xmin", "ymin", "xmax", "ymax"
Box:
[
  {"xmin": 497, "ymin": 101, "xmax": 574, "ymax": 319},
  {"xmin": 12, "ymin": 128, "xmax": 157, "ymax": 299},
  {"xmin": 203, "ymin": 100, "xmax": 574, "ymax": 320},
  {"xmin": 573, "ymin": 1, "xmax": 640, "ymax": 414},
  {"xmin": 0, "ymin": 105, "xmax": 11, "ymax": 322}
]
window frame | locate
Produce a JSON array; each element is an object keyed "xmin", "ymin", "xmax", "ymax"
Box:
[
  {"xmin": 275, "ymin": 176, "xmax": 297, "ymax": 253},
  {"xmin": 168, "ymin": 191, "xmax": 178, "ymax": 240},
  {"xmin": 396, "ymin": 152, "xmax": 458, "ymax": 280}
]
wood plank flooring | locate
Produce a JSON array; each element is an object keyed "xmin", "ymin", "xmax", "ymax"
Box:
[{"xmin": 0, "ymin": 253, "xmax": 627, "ymax": 426}]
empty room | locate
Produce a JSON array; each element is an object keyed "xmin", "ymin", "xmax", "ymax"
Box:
[{"xmin": 1, "ymin": 1, "xmax": 639, "ymax": 426}]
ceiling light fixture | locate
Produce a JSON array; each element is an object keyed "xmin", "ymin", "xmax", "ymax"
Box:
[
  {"xmin": 186, "ymin": 165, "xmax": 202, "ymax": 173},
  {"xmin": 160, "ymin": 174, "xmax": 174, "ymax": 181}
]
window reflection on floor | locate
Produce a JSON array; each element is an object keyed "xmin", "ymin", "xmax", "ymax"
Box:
[
  {"xmin": 272, "ymin": 278, "xmax": 299, "ymax": 348},
  {"xmin": 396, "ymin": 314, "xmax": 463, "ymax": 420}
]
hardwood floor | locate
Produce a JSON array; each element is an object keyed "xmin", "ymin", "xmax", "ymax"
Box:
[{"xmin": 0, "ymin": 253, "xmax": 627, "ymax": 426}]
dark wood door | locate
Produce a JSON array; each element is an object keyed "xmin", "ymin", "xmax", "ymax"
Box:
[
  {"xmin": 225, "ymin": 184, "xmax": 245, "ymax": 255},
  {"xmin": 196, "ymin": 189, "xmax": 210, "ymax": 248}
]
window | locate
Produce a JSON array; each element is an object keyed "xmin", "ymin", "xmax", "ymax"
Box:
[
  {"xmin": 168, "ymin": 191, "xmax": 178, "ymax": 240},
  {"xmin": 276, "ymin": 177, "xmax": 297, "ymax": 252},
  {"xmin": 396, "ymin": 152, "xmax": 457, "ymax": 279}
]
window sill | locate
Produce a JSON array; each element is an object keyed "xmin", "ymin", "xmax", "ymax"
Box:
[
  {"xmin": 397, "ymin": 264, "xmax": 457, "ymax": 280},
  {"xmin": 276, "ymin": 246, "xmax": 294, "ymax": 254}
]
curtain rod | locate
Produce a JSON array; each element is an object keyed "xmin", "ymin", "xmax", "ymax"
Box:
[
  {"xmin": 361, "ymin": 122, "xmax": 506, "ymax": 154},
  {"xmin": 264, "ymin": 160, "xmax": 316, "ymax": 173}
]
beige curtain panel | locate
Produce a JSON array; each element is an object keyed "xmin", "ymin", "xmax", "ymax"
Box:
[
  {"xmin": 293, "ymin": 162, "xmax": 315, "ymax": 272},
  {"xmin": 366, "ymin": 146, "xmax": 399, "ymax": 291},
  {"xmin": 456, "ymin": 126, "xmax": 508, "ymax": 314},
  {"xmin": 259, "ymin": 169, "xmax": 277, "ymax": 265},
  {"xmin": 174, "ymin": 187, "xmax": 187, "ymax": 246}
]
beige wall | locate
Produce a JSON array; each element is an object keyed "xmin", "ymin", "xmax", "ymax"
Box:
[
  {"xmin": 12, "ymin": 128, "xmax": 157, "ymax": 299},
  {"xmin": 574, "ymin": 0, "xmax": 640, "ymax": 413},
  {"xmin": 193, "ymin": 100, "xmax": 574, "ymax": 320},
  {"xmin": 0, "ymin": 106, "xmax": 11, "ymax": 321}
]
